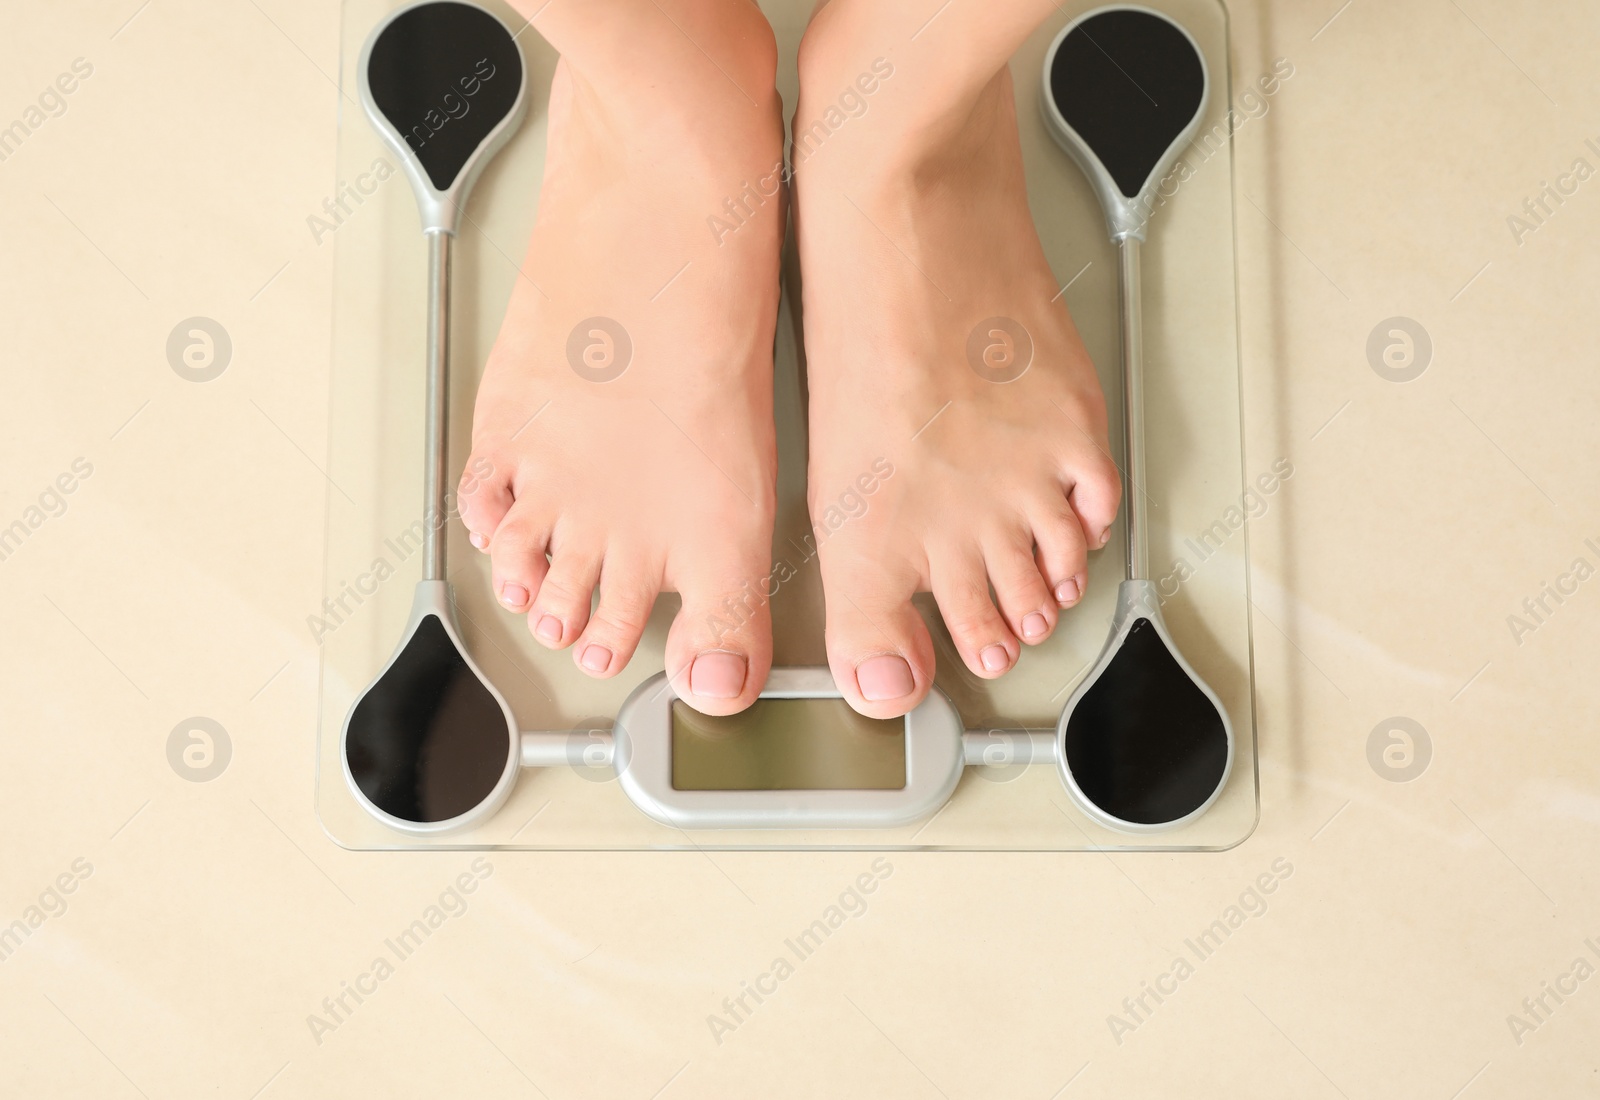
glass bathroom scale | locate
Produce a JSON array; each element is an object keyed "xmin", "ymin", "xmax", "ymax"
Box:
[{"xmin": 316, "ymin": 0, "xmax": 1259, "ymax": 851}]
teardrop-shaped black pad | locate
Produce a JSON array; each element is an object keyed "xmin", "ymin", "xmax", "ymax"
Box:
[
  {"xmin": 1046, "ymin": 9, "xmax": 1205, "ymax": 198},
  {"xmin": 365, "ymin": 1, "xmax": 524, "ymax": 192},
  {"xmin": 345, "ymin": 614, "xmax": 512, "ymax": 824},
  {"xmin": 1063, "ymin": 618, "xmax": 1228, "ymax": 825}
]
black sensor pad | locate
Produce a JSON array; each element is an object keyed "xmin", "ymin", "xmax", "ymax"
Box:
[
  {"xmin": 1047, "ymin": 10, "xmax": 1205, "ymax": 198},
  {"xmin": 1063, "ymin": 618, "xmax": 1229, "ymax": 825},
  {"xmin": 365, "ymin": 1, "xmax": 523, "ymax": 191},
  {"xmin": 345, "ymin": 615, "xmax": 511, "ymax": 824}
]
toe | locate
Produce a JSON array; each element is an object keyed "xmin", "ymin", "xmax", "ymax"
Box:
[
  {"xmin": 665, "ymin": 552, "xmax": 773, "ymax": 717},
  {"xmin": 528, "ymin": 537, "xmax": 602, "ymax": 649},
  {"xmin": 929, "ymin": 545, "xmax": 1018, "ymax": 678},
  {"xmin": 572, "ymin": 550, "xmax": 661, "ymax": 678},
  {"xmin": 457, "ymin": 450, "xmax": 515, "ymax": 551},
  {"xmin": 1065, "ymin": 446, "xmax": 1122, "ymax": 551},
  {"xmin": 486, "ymin": 502, "xmax": 549, "ymax": 614},
  {"xmin": 1030, "ymin": 496, "xmax": 1089, "ymax": 608},
  {"xmin": 983, "ymin": 528, "xmax": 1056, "ymax": 645},
  {"xmin": 821, "ymin": 562, "xmax": 935, "ymax": 720}
]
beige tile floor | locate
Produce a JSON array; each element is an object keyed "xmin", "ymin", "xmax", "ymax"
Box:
[{"xmin": 3, "ymin": 0, "xmax": 1598, "ymax": 1096}]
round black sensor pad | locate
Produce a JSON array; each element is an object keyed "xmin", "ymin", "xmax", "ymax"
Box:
[
  {"xmin": 1054, "ymin": 582, "xmax": 1234, "ymax": 834},
  {"xmin": 1060, "ymin": 614, "xmax": 1230, "ymax": 826},
  {"xmin": 341, "ymin": 582, "xmax": 521, "ymax": 834},
  {"xmin": 1040, "ymin": 6, "xmax": 1208, "ymax": 241},
  {"xmin": 359, "ymin": 1, "xmax": 528, "ymax": 233},
  {"xmin": 344, "ymin": 612, "xmax": 515, "ymax": 825}
]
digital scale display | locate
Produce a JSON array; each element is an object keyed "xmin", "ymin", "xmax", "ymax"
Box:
[{"xmin": 671, "ymin": 699, "xmax": 906, "ymax": 791}]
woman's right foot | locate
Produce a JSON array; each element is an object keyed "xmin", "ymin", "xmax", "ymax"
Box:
[{"xmin": 461, "ymin": 1, "xmax": 786, "ymax": 715}]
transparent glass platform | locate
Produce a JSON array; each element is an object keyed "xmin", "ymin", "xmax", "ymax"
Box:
[{"xmin": 316, "ymin": 0, "xmax": 1258, "ymax": 850}]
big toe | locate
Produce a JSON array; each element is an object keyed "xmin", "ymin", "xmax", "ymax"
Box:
[
  {"xmin": 665, "ymin": 554, "xmax": 773, "ymax": 717},
  {"xmin": 820, "ymin": 556, "xmax": 935, "ymax": 720}
]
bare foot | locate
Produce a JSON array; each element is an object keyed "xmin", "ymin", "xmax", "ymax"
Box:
[
  {"xmin": 460, "ymin": 1, "xmax": 785, "ymax": 714},
  {"xmin": 794, "ymin": 6, "xmax": 1121, "ymax": 718}
]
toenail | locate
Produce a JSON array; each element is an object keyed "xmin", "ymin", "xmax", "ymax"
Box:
[
  {"xmin": 1022, "ymin": 612, "xmax": 1049, "ymax": 639},
  {"xmin": 690, "ymin": 651, "xmax": 747, "ymax": 699},
  {"xmin": 500, "ymin": 583, "xmax": 528, "ymax": 609},
  {"xmin": 469, "ymin": 531, "xmax": 488, "ymax": 551},
  {"xmin": 1055, "ymin": 579, "xmax": 1080, "ymax": 606},
  {"xmin": 857, "ymin": 654, "xmax": 914, "ymax": 701},
  {"xmin": 580, "ymin": 645, "xmax": 612, "ymax": 674},
  {"xmin": 980, "ymin": 645, "xmax": 1010, "ymax": 672},
  {"xmin": 1098, "ymin": 527, "xmax": 1112, "ymax": 547},
  {"xmin": 535, "ymin": 615, "xmax": 563, "ymax": 644}
]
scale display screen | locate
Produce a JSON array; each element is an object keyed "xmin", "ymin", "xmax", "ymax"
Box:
[{"xmin": 671, "ymin": 699, "xmax": 906, "ymax": 791}]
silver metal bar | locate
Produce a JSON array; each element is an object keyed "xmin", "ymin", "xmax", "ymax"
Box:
[
  {"xmin": 521, "ymin": 730, "xmax": 614, "ymax": 769},
  {"xmin": 960, "ymin": 729, "xmax": 1059, "ymax": 767},
  {"xmin": 423, "ymin": 229, "xmax": 452, "ymax": 581},
  {"xmin": 522, "ymin": 725, "xmax": 1060, "ymax": 771},
  {"xmin": 1117, "ymin": 236, "xmax": 1147, "ymax": 581}
]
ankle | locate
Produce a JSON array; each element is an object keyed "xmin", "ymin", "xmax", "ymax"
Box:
[
  {"xmin": 794, "ymin": 15, "xmax": 1013, "ymax": 185},
  {"xmin": 551, "ymin": 0, "xmax": 781, "ymax": 126}
]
